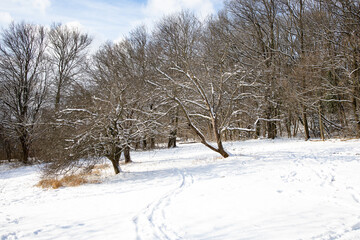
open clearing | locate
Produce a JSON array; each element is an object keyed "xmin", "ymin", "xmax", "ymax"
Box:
[{"xmin": 1, "ymin": 139, "xmax": 360, "ymax": 240}]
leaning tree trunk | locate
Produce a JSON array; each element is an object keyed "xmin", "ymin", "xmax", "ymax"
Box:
[
  {"xmin": 216, "ymin": 139, "xmax": 229, "ymax": 158},
  {"xmin": 175, "ymin": 98, "xmax": 230, "ymax": 158},
  {"xmin": 109, "ymin": 158, "xmax": 121, "ymax": 174},
  {"xmin": 106, "ymin": 146, "xmax": 122, "ymax": 174},
  {"xmin": 212, "ymin": 118, "xmax": 229, "ymax": 158}
]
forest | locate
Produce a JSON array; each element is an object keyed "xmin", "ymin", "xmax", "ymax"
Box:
[{"xmin": 0, "ymin": 0, "xmax": 359, "ymax": 175}]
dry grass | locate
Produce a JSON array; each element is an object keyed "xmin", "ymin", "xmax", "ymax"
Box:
[
  {"xmin": 36, "ymin": 164, "xmax": 110, "ymax": 189},
  {"xmin": 340, "ymin": 138, "xmax": 359, "ymax": 141},
  {"xmin": 93, "ymin": 163, "xmax": 110, "ymax": 170},
  {"xmin": 36, "ymin": 178, "xmax": 64, "ymax": 189}
]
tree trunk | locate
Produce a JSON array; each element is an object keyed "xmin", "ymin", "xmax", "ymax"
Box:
[
  {"xmin": 142, "ymin": 139, "xmax": 147, "ymax": 150},
  {"xmin": 168, "ymin": 106, "xmax": 179, "ymax": 148},
  {"xmin": 135, "ymin": 140, "xmax": 140, "ymax": 150},
  {"xmin": 267, "ymin": 116, "xmax": 277, "ymax": 139},
  {"xmin": 168, "ymin": 129, "xmax": 177, "ymax": 148},
  {"xmin": 55, "ymin": 80, "xmax": 62, "ymax": 112},
  {"xmin": 267, "ymin": 121, "xmax": 277, "ymax": 139},
  {"xmin": 351, "ymin": 96, "xmax": 360, "ymax": 138},
  {"xmin": 351, "ymin": 45, "xmax": 360, "ymax": 138},
  {"xmin": 4, "ymin": 140, "xmax": 11, "ymax": 162},
  {"xmin": 106, "ymin": 146, "xmax": 122, "ymax": 174},
  {"xmin": 318, "ymin": 104, "xmax": 325, "ymax": 141},
  {"xmin": 255, "ymin": 120, "xmax": 261, "ymax": 139},
  {"xmin": 293, "ymin": 118, "xmax": 299, "ymax": 137},
  {"xmin": 109, "ymin": 158, "xmax": 121, "ymax": 174},
  {"xmin": 150, "ymin": 137, "xmax": 155, "ymax": 149},
  {"xmin": 212, "ymin": 118, "xmax": 229, "ymax": 158},
  {"xmin": 217, "ymin": 140, "xmax": 229, "ymax": 158},
  {"xmin": 302, "ymin": 106, "xmax": 310, "ymax": 140},
  {"xmin": 20, "ymin": 138, "xmax": 29, "ymax": 164},
  {"xmin": 286, "ymin": 112, "xmax": 292, "ymax": 138},
  {"xmin": 124, "ymin": 146, "xmax": 132, "ymax": 164}
]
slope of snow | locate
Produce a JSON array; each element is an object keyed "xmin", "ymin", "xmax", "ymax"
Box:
[{"xmin": 1, "ymin": 139, "xmax": 360, "ymax": 240}]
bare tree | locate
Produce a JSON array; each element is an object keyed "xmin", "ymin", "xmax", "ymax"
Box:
[
  {"xmin": 226, "ymin": 0, "xmax": 285, "ymax": 139},
  {"xmin": 0, "ymin": 22, "xmax": 48, "ymax": 164},
  {"xmin": 149, "ymin": 11, "xmax": 258, "ymax": 157},
  {"xmin": 325, "ymin": 0, "xmax": 360, "ymax": 137},
  {"xmin": 60, "ymin": 28, "xmax": 153, "ymax": 174},
  {"xmin": 48, "ymin": 23, "xmax": 92, "ymax": 111}
]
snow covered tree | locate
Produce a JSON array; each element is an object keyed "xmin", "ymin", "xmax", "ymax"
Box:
[{"xmin": 149, "ymin": 11, "xmax": 257, "ymax": 157}]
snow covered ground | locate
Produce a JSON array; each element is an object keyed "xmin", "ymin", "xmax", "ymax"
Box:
[{"xmin": 1, "ymin": 139, "xmax": 360, "ymax": 240}]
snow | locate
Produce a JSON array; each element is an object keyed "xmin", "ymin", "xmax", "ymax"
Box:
[{"xmin": 1, "ymin": 139, "xmax": 360, "ymax": 240}]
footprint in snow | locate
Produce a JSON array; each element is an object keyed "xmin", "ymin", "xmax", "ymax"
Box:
[{"xmin": 352, "ymin": 222, "xmax": 360, "ymax": 231}]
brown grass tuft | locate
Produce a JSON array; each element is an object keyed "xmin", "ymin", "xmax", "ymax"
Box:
[
  {"xmin": 36, "ymin": 179, "xmax": 63, "ymax": 189},
  {"xmin": 36, "ymin": 173, "xmax": 99, "ymax": 189},
  {"xmin": 93, "ymin": 163, "xmax": 110, "ymax": 170},
  {"xmin": 36, "ymin": 163, "xmax": 111, "ymax": 189},
  {"xmin": 61, "ymin": 174, "xmax": 89, "ymax": 187}
]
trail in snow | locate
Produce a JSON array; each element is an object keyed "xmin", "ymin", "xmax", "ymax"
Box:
[
  {"xmin": 133, "ymin": 169, "xmax": 194, "ymax": 240},
  {"xmin": 1, "ymin": 139, "xmax": 360, "ymax": 240}
]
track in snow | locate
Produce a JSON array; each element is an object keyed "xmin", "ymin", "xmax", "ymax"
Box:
[{"xmin": 133, "ymin": 169, "xmax": 194, "ymax": 240}]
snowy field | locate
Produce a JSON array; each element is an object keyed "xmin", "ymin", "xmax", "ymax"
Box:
[{"xmin": 1, "ymin": 139, "xmax": 360, "ymax": 240}]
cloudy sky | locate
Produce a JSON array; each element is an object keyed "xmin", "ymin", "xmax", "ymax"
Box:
[{"xmin": 0, "ymin": 0, "xmax": 224, "ymax": 47}]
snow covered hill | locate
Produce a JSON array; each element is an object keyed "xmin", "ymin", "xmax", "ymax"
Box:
[{"xmin": 1, "ymin": 139, "xmax": 360, "ymax": 240}]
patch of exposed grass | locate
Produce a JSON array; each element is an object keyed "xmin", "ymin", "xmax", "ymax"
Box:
[{"xmin": 36, "ymin": 164, "xmax": 110, "ymax": 189}]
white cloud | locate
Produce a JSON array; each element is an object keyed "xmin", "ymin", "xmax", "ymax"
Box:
[
  {"xmin": 142, "ymin": 0, "xmax": 217, "ymax": 20},
  {"xmin": 0, "ymin": 0, "xmax": 224, "ymax": 48},
  {"xmin": 113, "ymin": 35, "xmax": 125, "ymax": 44},
  {"xmin": 32, "ymin": 0, "xmax": 51, "ymax": 13},
  {"xmin": 65, "ymin": 21, "xmax": 85, "ymax": 31},
  {"xmin": 143, "ymin": 0, "xmax": 181, "ymax": 16},
  {"xmin": 0, "ymin": 12, "xmax": 13, "ymax": 25},
  {"xmin": 9, "ymin": 0, "xmax": 51, "ymax": 14}
]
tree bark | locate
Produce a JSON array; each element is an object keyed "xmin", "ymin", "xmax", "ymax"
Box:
[
  {"xmin": 318, "ymin": 104, "xmax": 325, "ymax": 141},
  {"xmin": 109, "ymin": 158, "xmax": 121, "ymax": 174},
  {"xmin": 216, "ymin": 140, "xmax": 229, "ymax": 158},
  {"xmin": 212, "ymin": 118, "xmax": 229, "ymax": 158},
  {"xmin": 4, "ymin": 140, "xmax": 11, "ymax": 162},
  {"xmin": 351, "ymin": 96, "xmax": 360, "ymax": 138},
  {"xmin": 351, "ymin": 47, "xmax": 360, "ymax": 138},
  {"xmin": 124, "ymin": 146, "xmax": 132, "ymax": 164},
  {"xmin": 255, "ymin": 120, "xmax": 261, "ymax": 139},
  {"xmin": 142, "ymin": 139, "xmax": 147, "ymax": 150},
  {"xmin": 168, "ymin": 129, "xmax": 177, "ymax": 148},
  {"xmin": 168, "ymin": 106, "xmax": 179, "ymax": 148},
  {"xmin": 150, "ymin": 137, "xmax": 155, "ymax": 149},
  {"xmin": 55, "ymin": 80, "xmax": 62, "ymax": 112},
  {"xmin": 106, "ymin": 146, "xmax": 122, "ymax": 174},
  {"xmin": 19, "ymin": 135, "xmax": 29, "ymax": 164},
  {"xmin": 302, "ymin": 106, "xmax": 310, "ymax": 140}
]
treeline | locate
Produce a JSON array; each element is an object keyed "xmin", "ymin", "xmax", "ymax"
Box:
[{"xmin": 0, "ymin": 0, "xmax": 359, "ymax": 174}]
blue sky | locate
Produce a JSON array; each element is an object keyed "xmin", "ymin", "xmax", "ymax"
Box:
[{"xmin": 0, "ymin": 0, "xmax": 224, "ymax": 47}]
